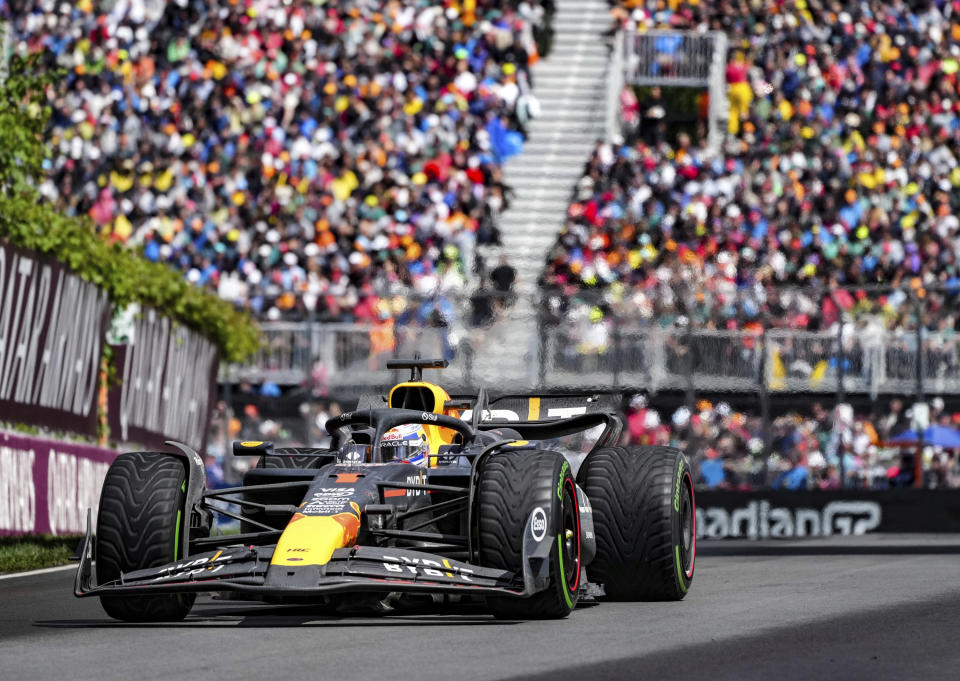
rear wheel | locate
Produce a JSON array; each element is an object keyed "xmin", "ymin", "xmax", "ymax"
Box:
[
  {"xmin": 578, "ymin": 445, "xmax": 694, "ymax": 600},
  {"xmin": 477, "ymin": 450, "xmax": 580, "ymax": 619},
  {"xmin": 96, "ymin": 452, "xmax": 194, "ymax": 621}
]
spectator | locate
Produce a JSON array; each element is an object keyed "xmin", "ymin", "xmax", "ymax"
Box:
[
  {"xmin": 697, "ymin": 448, "xmax": 726, "ymax": 488},
  {"xmin": 548, "ymin": 0, "xmax": 960, "ymax": 342},
  {"xmin": 725, "ymin": 51, "xmax": 752, "ymax": 135},
  {"xmin": 12, "ymin": 0, "xmax": 549, "ymax": 322},
  {"xmin": 204, "ymin": 453, "xmax": 228, "ymax": 490},
  {"xmin": 490, "ymin": 253, "xmax": 517, "ymax": 306},
  {"xmin": 772, "ymin": 454, "xmax": 810, "ymax": 490},
  {"xmin": 642, "ymin": 396, "xmax": 960, "ymax": 490},
  {"xmin": 470, "ymin": 277, "xmax": 497, "ymax": 328}
]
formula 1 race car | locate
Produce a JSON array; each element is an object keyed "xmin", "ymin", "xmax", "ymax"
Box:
[{"xmin": 75, "ymin": 358, "xmax": 695, "ymax": 620}]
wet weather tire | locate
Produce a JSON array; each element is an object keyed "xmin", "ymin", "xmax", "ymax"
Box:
[
  {"xmin": 578, "ymin": 445, "xmax": 695, "ymax": 600},
  {"xmin": 477, "ymin": 450, "xmax": 580, "ymax": 619},
  {"xmin": 96, "ymin": 452, "xmax": 194, "ymax": 622}
]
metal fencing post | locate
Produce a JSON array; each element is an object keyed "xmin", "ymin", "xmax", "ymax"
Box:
[
  {"xmin": 612, "ymin": 315, "xmax": 622, "ymax": 388},
  {"xmin": 836, "ymin": 310, "xmax": 846, "ymax": 487},
  {"xmin": 759, "ymin": 323, "xmax": 771, "ymax": 486},
  {"xmin": 915, "ymin": 295, "xmax": 925, "ymax": 488},
  {"xmin": 305, "ymin": 307, "xmax": 315, "ymax": 388},
  {"xmin": 537, "ymin": 305, "xmax": 548, "ymax": 389},
  {"xmin": 464, "ymin": 336, "xmax": 474, "ymax": 388},
  {"xmin": 685, "ymin": 322, "xmax": 695, "ymax": 430}
]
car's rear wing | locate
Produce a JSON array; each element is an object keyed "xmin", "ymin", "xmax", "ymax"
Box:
[
  {"xmin": 456, "ymin": 393, "xmax": 624, "ymax": 450},
  {"xmin": 476, "ymin": 412, "xmax": 622, "ymax": 449},
  {"xmin": 353, "ymin": 390, "xmax": 625, "ymax": 449},
  {"xmin": 476, "ymin": 393, "xmax": 622, "ymax": 421}
]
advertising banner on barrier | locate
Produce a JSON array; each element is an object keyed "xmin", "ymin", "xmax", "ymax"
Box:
[
  {"xmin": 0, "ymin": 430, "xmax": 117, "ymax": 537},
  {"xmin": 107, "ymin": 307, "xmax": 219, "ymax": 453},
  {"xmin": 0, "ymin": 242, "xmax": 111, "ymax": 436},
  {"xmin": 696, "ymin": 489, "xmax": 960, "ymax": 539}
]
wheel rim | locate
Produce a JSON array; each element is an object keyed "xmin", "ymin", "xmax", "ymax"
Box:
[
  {"xmin": 679, "ymin": 474, "xmax": 694, "ymax": 577},
  {"xmin": 561, "ymin": 478, "xmax": 580, "ymax": 591}
]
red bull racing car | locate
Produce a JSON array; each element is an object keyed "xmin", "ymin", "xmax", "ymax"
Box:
[{"xmin": 75, "ymin": 358, "xmax": 695, "ymax": 620}]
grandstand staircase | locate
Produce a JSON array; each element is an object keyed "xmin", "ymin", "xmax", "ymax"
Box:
[{"xmin": 470, "ymin": 0, "xmax": 611, "ymax": 388}]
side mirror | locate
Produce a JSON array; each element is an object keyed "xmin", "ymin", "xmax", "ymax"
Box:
[{"xmin": 232, "ymin": 440, "xmax": 274, "ymax": 457}]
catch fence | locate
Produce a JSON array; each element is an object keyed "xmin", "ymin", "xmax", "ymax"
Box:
[
  {"xmin": 216, "ymin": 284, "xmax": 960, "ymax": 492},
  {"xmin": 227, "ymin": 318, "xmax": 960, "ymax": 398}
]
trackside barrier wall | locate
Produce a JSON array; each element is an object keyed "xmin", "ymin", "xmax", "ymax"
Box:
[
  {"xmin": 0, "ymin": 430, "xmax": 116, "ymax": 536},
  {"xmin": 0, "ymin": 241, "xmax": 219, "ymax": 452},
  {"xmin": 696, "ymin": 489, "xmax": 960, "ymax": 539},
  {"xmin": 0, "ymin": 241, "xmax": 111, "ymax": 436}
]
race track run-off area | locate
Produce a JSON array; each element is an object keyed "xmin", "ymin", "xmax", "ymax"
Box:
[{"xmin": 1, "ymin": 538, "xmax": 959, "ymax": 681}]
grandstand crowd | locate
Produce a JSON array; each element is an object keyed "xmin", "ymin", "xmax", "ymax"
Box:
[
  {"xmin": 545, "ymin": 0, "xmax": 960, "ymax": 337},
  {"xmin": 202, "ymin": 386, "xmax": 960, "ymax": 490},
  {"xmin": 15, "ymin": 0, "xmax": 960, "ymax": 336},
  {"xmin": 9, "ymin": 0, "xmax": 544, "ymax": 323},
  {"xmin": 13, "ymin": 0, "xmax": 960, "ymax": 490},
  {"xmin": 621, "ymin": 394, "xmax": 960, "ymax": 490}
]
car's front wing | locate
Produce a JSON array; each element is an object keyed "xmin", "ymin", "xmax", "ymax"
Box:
[{"xmin": 74, "ymin": 511, "xmax": 553, "ymax": 600}]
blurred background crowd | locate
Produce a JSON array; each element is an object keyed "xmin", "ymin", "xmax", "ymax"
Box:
[
  {"xmin": 10, "ymin": 0, "xmax": 960, "ymax": 490},
  {"xmin": 14, "ymin": 0, "xmax": 960, "ymax": 335},
  {"xmin": 620, "ymin": 394, "xmax": 960, "ymax": 490},
  {"xmin": 203, "ymin": 385, "xmax": 960, "ymax": 491},
  {"xmin": 545, "ymin": 0, "xmax": 960, "ymax": 334},
  {"xmin": 8, "ymin": 0, "xmax": 542, "ymax": 322}
]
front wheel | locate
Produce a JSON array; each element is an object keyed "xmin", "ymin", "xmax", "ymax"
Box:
[
  {"xmin": 578, "ymin": 445, "xmax": 695, "ymax": 600},
  {"xmin": 476, "ymin": 450, "xmax": 580, "ymax": 619},
  {"xmin": 96, "ymin": 452, "xmax": 195, "ymax": 621}
]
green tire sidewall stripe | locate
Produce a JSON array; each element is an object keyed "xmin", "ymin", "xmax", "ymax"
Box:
[
  {"xmin": 176, "ymin": 471, "xmax": 186, "ymax": 560},
  {"xmin": 556, "ymin": 468, "xmax": 575, "ymax": 609},
  {"xmin": 557, "ymin": 535, "xmax": 574, "ymax": 608},
  {"xmin": 674, "ymin": 545, "xmax": 688, "ymax": 593},
  {"xmin": 175, "ymin": 509, "xmax": 182, "ymax": 560}
]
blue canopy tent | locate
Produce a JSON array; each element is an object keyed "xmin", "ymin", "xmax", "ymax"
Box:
[{"xmin": 889, "ymin": 425, "xmax": 960, "ymax": 448}]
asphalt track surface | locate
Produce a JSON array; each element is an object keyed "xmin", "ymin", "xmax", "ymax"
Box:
[{"xmin": 2, "ymin": 536, "xmax": 959, "ymax": 681}]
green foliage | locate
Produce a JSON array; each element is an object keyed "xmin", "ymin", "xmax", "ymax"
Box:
[
  {"xmin": 0, "ymin": 534, "xmax": 79, "ymax": 573},
  {"xmin": 5, "ymin": 422, "xmax": 40, "ymax": 436},
  {"xmin": 0, "ymin": 56, "xmax": 259, "ymax": 363},
  {"xmin": 0, "ymin": 53, "xmax": 52, "ymax": 191}
]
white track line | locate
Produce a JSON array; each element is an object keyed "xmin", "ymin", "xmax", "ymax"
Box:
[{"xmin": 0, "ymin": 563, "xmax": 76, "ymax": 581}]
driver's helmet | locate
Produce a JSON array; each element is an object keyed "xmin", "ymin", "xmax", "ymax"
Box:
[{"xmin": 380, "ymin": 423, "xmax": 429, "ymax": 466}]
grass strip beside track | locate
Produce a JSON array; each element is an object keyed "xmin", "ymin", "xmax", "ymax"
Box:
[{"xmin": 0, "ymin": 535, "xmax": 80, "ymax": 574}]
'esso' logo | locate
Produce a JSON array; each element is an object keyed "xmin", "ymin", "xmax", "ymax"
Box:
[{"xmin": 531, "ymin": 507, "xmax": 547, "ymax": 542}]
